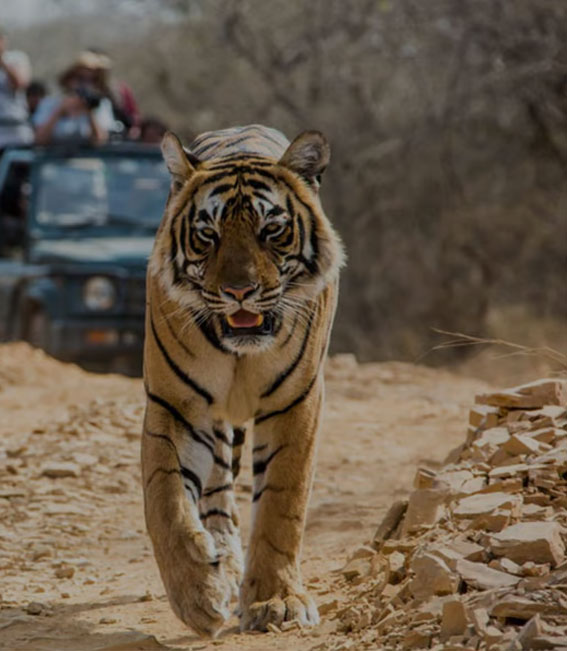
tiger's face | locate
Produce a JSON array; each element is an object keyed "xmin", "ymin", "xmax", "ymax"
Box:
[{"xmin": 152, "ymin": 131, "xmax": 344, "ymax": 354}]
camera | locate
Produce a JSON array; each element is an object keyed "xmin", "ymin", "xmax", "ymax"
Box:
[{"xmin": 74, "ymin": 86, "xmax": 102, "ymax": 110}]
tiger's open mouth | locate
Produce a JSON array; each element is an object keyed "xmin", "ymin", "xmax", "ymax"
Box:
[{"xmin": 221, "ymin": 309, "xmax": 275, "ymax": 337}]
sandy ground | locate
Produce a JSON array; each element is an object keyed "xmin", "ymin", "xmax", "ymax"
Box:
[{"xmin": 0, "ymin": 343, "xmax": 501, "ymax": 650}]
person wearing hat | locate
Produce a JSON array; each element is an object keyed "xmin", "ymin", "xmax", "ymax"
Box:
[
  {"xmin": 85, "ymin": 47, "xmax": 140, "ymax": 138},
  {"xmin": 0, "ymin": 28, "xmax": 34, "ymax": 150},
  {"xmin": 33, "ymin": 52, "xmax": 115, "ymax": 145},
  {"xmin": 26, "ymin": 79, "xmax": 47, "ymax": 119}
]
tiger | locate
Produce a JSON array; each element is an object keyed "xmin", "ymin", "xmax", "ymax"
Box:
[{"xmin": 141, "ymin": 124, "xmax": 344, "ymax": 637}]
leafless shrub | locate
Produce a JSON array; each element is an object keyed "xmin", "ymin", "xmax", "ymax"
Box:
[{"xmin": 13, "ymin": 0, "xmax": 567, "ymax": 361}]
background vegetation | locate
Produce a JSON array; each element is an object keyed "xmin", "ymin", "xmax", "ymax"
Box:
[{"xmin": 11, "ymin": 0, "xmax": 567, "ymax": 361}]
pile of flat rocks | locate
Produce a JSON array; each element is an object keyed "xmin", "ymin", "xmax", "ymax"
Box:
[{"xmin": 334, "ymin": 379, "xmax": 567, "ymax": 650}]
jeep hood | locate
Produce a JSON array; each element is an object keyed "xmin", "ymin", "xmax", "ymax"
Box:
[{"xmin": 31, "ymin": 237, "xmax": 155, "ymax": 266}]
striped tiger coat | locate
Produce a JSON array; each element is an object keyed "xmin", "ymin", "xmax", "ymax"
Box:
[{"xmin": 142, "ymin": 125, "xmax": 344, "ymax": 637}]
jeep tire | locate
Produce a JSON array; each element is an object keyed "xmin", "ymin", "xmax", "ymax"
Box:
[{"xmin": 25, "ymin": 308, "xmax": 50, "ymax": 353}]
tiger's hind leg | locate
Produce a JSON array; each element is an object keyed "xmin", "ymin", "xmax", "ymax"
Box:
[
  {"xmin": 142, "ymin": 405, "xmax": 235, "ymax": 638},
  {"xmin": 200, "ymin": 423, "xmax": 246, "ymax": 601}
]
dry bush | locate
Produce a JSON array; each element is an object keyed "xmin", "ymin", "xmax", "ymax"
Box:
[{"xmin": 13, "ymin": 0, "xmax": 567, "ymax": 361}]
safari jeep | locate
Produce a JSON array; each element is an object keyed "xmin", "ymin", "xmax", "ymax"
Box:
[{"xmin": 0, "ymin": 144, "xmax": 169, "ymax": 374}]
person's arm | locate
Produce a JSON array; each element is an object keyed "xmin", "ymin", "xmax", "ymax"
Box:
[
  {"xmin": 87, "ymin": 97, "xmax": 114, "ymax": 145},
  {"xmin": 0, "ymin": 57, "xmax": 25, "ymax": 90},
  {"xmin": 34, "ymin": 103, "xmax": 64, "ymax": 145},
  {"xmin": 35, "ymin": 98, "xmax": 67, "ymax": 145},
  {"xmin": 0, "ymin": 50, "xmax": 31, "ymax": 91},
  {"xmin": 86, "ymin": 110, "xmax": 108, "ymax": 145},
  {"xmin": 34, "ymin": 95, "xmax": 81, "ymax": 145}
]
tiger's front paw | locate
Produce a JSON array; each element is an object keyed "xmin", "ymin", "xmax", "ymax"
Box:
[
  {"xmin": 155, "ymin": 527, "xmax": 234, "ymax": 638},
  {"xmin": 162, "ymin": 559, "xmax": 232, "ymax": 638},
  {"xmin": 240, "ymin": 590, "xmax": 320, "ymax": 632}
]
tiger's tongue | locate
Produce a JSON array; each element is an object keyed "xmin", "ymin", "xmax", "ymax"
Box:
[{"xmin": 227, "ymin": 309, "xmax": 263, "ymax": 329}]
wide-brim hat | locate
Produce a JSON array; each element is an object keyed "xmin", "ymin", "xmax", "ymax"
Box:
[{"xmin": 58, "ymin": 51, "xmax": 112, "ymax": 86}]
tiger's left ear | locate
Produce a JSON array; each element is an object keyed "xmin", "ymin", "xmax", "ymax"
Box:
[
  {"xmin": 161, "ymin": 131, "xmax": 200, "ymax": 189},
  {"xmin": 279, "ymin": 131, "xmax": 330, "ymax": 188}
]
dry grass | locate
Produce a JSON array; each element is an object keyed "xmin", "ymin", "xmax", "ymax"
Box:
[
  {"xmin": 429, "ymin": 305, "xmax": 567, "ymax": 386},
  {"xmin": 432, "ymin": 329, "xmax": 567, "ymax": 371}
]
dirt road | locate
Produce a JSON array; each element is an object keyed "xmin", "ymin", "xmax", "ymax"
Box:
[{"xmin": 0, "ymin": 344, "xmax": 490, "ymax": 650}]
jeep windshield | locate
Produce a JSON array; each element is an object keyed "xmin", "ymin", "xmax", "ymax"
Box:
[{"xmin": 32, "ymin": 155, "xmax": 169, "ymax": 235}]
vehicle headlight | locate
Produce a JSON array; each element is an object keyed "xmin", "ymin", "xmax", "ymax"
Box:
[{"xmin": 83, "ymin": 276, "xmax": 116, "ymax": 311}]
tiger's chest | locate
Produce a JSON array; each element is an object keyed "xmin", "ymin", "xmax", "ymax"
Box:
[
  {"xmin": 204, "ymin": 342, "xmax": 316, "ymax": 426},
  {"xmin": 208, "ymin": 355, "xmax": 280, "ymax": 425}
]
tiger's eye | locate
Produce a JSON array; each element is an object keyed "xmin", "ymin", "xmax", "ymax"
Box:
[
  {"xmin": 265, "ymin": 223, "xmax": 282, "ymax": 233},
  {"xmin": 198, "ymin": 227, "xmax": 216, "ymax": 240}
]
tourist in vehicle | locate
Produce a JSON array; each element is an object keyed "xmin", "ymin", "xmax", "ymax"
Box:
[
  {"xmin": 86, "ymin": 47, "xmax": 140, "ymax": 138},
  {"xmin": 139, "ymin": 116, "xmax": 168, "ymax": 144},
  {"xmin": 0, "ymin": 29, "xmax": 33, "ymax": 150},
  {"xmin": 26, "ymin": 80, "xmax": 47, "ymax": 120},
  {"xmin": 33, "ymin": 52, "xmax": 115, "ymax": 146}
]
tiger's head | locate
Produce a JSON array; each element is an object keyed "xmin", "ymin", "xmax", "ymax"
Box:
[{"xmin": 150, "ymin": 130, "xmax": 345, "ymax": 354}]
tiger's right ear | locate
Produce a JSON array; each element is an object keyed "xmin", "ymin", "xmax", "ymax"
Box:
[{"xmin": 161, "ymin": 131, "xmax": 200, "ymax": 188}]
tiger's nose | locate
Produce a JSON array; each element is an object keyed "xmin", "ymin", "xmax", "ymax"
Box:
[{"xmin": 221, "ymin": 283, "xmax": 258, "ymax": 301}]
